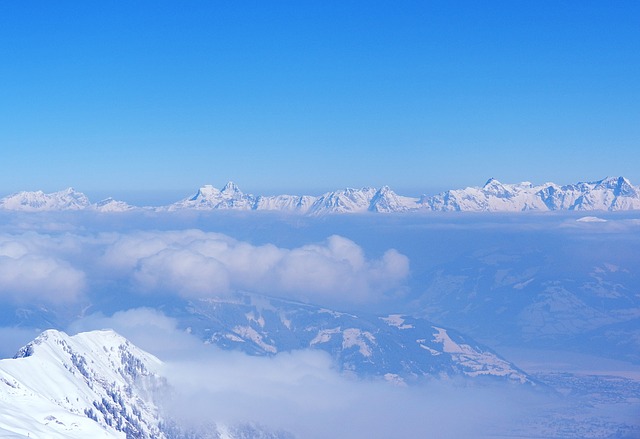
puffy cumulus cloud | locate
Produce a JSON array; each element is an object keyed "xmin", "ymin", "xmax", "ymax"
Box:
[
  {"xmin": 0, "ymin": 234, "xmax": 86, "ymax": 303},
  {"xmin": 272, "ymin": 235, "xmax": 409, "ymax": 302},
  {"xmin": 0, "ymin": 229, "xmax": 409, "ymax": 306},
  {"xmin": 134, "ymin": 248, "xmax": 231, "ymax": 298},
  {"xmin": 100, "ymin": 230, "xmax": 410, "ymax": 303}
]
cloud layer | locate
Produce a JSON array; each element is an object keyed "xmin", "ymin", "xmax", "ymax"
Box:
[
  {"xmin": 0, "ymin": 230, "xmax": 409, "ymax": 306},
  {"xmin": 68, "ymin": 308, "xmax": 539, "ymax": 439},
  {"xmin": 0, "ymin": 234, "xmax": 85, "ymax": 303},
  {"xmin": 109, "ymin": 231, "xmax": 409, "ymax": 302}
]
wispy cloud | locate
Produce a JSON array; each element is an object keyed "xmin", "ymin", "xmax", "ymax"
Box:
[{"xmin": 69, "ymin": 308, "xmax": 540, "ymax": 439}]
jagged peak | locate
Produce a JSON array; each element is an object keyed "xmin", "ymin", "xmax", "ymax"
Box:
[
  {"xmin": 12, "ymin": 329, "xmax": 135, "ymax": 360},
  {"xmin": 483, "ymin": 177, "xmax": 502, "ymax": 188},
  {"xmin": 2, "ymin": 177, "xmax": 639, "ymax": 213},
  {"xmin": 607, "ymin": 176, "xmax": 631, "ymax": 186},
  {"xmin": 13, "ymin": 329, "xmax": 70, "ymax": 358},
  {"xmin": 190, "ymin": 184, "xmax": 220, "ymax": 199},
  {"xmin": 590, "ymin": 176, "xmax": 634, "ymax": 192},
  {"xmin": 221, "ymin": 180, "xmax": 243, "ymax": 195}
]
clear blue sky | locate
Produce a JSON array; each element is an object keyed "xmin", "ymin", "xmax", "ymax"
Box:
[{"xmin": 1, "ymin": 1, "xmax": 639, "ymax": 198}]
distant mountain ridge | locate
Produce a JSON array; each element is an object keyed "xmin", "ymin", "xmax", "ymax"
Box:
[
  {"xmin": 2, "ymin": 176, "xmax": 639, "ymax": 213},
  {"xmin": 176, "ymin": 293, "xmax": 533, "ymax": 385}
]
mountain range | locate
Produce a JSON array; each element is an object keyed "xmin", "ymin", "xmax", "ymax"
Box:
[
  {"xmin": 171, "ymin": 293, "xmax": 532, "ymax": 385},
  {"xmin": 1, "ymin": 176, "xmax": 639, "ymax": 213}
]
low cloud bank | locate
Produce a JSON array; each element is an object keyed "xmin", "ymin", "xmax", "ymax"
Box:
[
  {"xmin": 0, "ymin": 230, "xmax": 409, "ymax": 306},
  {"xmin": 102, "ymin": 230, "xmax": 409, "ymax": 303},
  {"xmin": 69, "ymin": 308, "xmax": 540, "ymax": 439},
  {"xmin": 0, "ymin": 234, "xmax": 85, "ymax": 302}
]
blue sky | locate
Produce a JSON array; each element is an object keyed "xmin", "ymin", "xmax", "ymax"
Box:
[{"xmin": 1, "ymin": 1, "xmax": 639, "ymax": 199}]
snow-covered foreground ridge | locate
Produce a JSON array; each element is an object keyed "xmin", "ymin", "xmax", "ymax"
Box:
[
  {"xmin": 0, "ymin": 327, "xmax": 531, "ymax": 438},
  {"xmin": 0, "ymin": 329, "xmax": 291, "ymax": 439},
  {"xmin": 2, "ymin": 176, "xmax": 639, "ymax": 213},
  {"xmin": 0, "ymin": 329, "xmax": 164, "ymax": 439}
]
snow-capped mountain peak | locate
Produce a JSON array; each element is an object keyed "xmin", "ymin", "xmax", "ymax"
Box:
[
  {"xmin": 0, "ymin": 329, "xmax": 165, "ymax": 438},
  {"xmin": 221, "ymin": 180, "xmax": 243, "ymax": 196},
  {"xmin": 2, "ymin": 177, "xmax": 640, "ymax": 213},
  {"xmin": 369, "ymin": 186, "xmax": 419, "ymax": 212},
  {"xmin": 189, "ymin": 184, "xmax": 220, "ymax": 200},
  {"xmin": 483, "ymin": 177, "xmax": 500, "ymax": 188},
  {"xmin": 0, "ymin": 329, "xmax": 291, "ymax": 439},
  {"xmin": 594, "ymin": 176, "xmax": 635, "ymax": 196},
  {"xmin": 171, "ymin": 182, "xmax": 255, "ymax": 210},
  {"xmin": 0, "ymin": 187, "xmax": 91, "ymax": 211}
]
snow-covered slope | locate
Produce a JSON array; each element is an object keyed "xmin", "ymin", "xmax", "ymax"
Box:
[
  {"xmin": 0, "ymin": 329, "xmax": 292, "ymax": 439},
  {"xmin": 158, "ymin": 176, "xmax": 640, "ymax": 213},
  {"xmin": 0, "ymin": 188, "xmax": 91, "ymax": 211},
  {"xmin": 0, "ymin": 188, "xmax": 133, "ymax": 212},
  {"xmin": 368, "ymin": 186, "xmax": 420, "ymax": 212},
  {"xmin": 178, "ymin": 294, "xmax": 532, "ymax": 385},
  {"xmin": 424, "ymin": 176, "xmax": 640, "ymax": 212},
  {"xmin": 0, "ymin": 329, "xmax": 164, "ymax": 439},
  {"xmin": 253, "ymin": 194, "xmax": 316, "ymax": 212},
  {"xmin": 92, "ymin": 198, "xmax": 135, "ymax": 212},
  {"xmin": 2, "ymin": 176, "xmax": 639, "ymax": 213},
  {"xmin": 168, "ymin": 181, "xmax": 256, "ymax": 211},
  {"xmin": 414, "ymin": 238, "xmax": 640, "ymax": 364},
  {"xmin": 305, "ymin": 187, "xmax": 379, "ymax": 214}
]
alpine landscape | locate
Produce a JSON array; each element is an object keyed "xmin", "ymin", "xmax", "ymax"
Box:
[{"xmin": 1, "ymin": 2, "xmax": 639, "ymax": 438}]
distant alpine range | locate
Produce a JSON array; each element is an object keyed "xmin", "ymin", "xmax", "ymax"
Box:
[{"xmin": 1, "ymin": 176, "xmax": 638, "ymax": 213}]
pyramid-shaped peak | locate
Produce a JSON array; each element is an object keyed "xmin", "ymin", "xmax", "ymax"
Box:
[
  {"xmin": 222, "ymin": 181, "xmax": 243, "ymax": 195},
  {"xmin": 483, "ymin": 177, "xmax": 502, "ymax": 188},
  {"xmin": 593, "ymin": 176, "xmax": 633, "ymax": 189},
  {"xmin": 614, "ymin": 176, "xmax": 632, "ymax": 186}
]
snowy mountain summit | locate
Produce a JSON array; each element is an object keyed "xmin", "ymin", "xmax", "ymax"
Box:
[
  {"xmin": 0, "ymin": 329, "xmax": 291, "ymax": 439},
  {"xmin": 0, "ymin": 329, "xmax": 164, "ymax": 438},
  {"xmin": 0, "ymin": 188, "xmax": 134, "ymax": 212},
  {"xmin": 0, "ymin": 325, "xmax": 530, "ymax": 439},
  {"xmin": 0, "ymin": 187, "xmax": 91, "ymax": 211},
  {"xmin": 424, "ymin": 176, "xmax": 640, "ymax": 212},
  {"xmin": 166, "ymin": 176, "xmax": 640, "ymax": 213},
  {"xmin": 2, "ymin": 176, "xmax": 638, "ymax": 213}
]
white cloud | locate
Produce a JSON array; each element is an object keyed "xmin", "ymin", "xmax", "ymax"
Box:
[
  {"xmin": 134, "ymin": 247, "xmax": 232, "ymax": 297},
  {"xmin": 68, "ymin": 309, "xmax": 538, "ymax": 439},
  {"xmin": 99, "ymin": 230, "xmax": 410, "ymax": 304},
  {"xmin": 67, "ymin": 308, "xmax": 202, "ymax": 360},
  {"xmin": 0, "ymin": 229, "xmax": 408, "ymax": 306},
  {"xmin": 0, "ymin": 234, "xmax": 86, "ymax": 303}
]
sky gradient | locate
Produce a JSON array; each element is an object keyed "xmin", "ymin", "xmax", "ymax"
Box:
[{"xmin": 1, "ymin": 1, "xmax": 639, "ymax": 198}]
